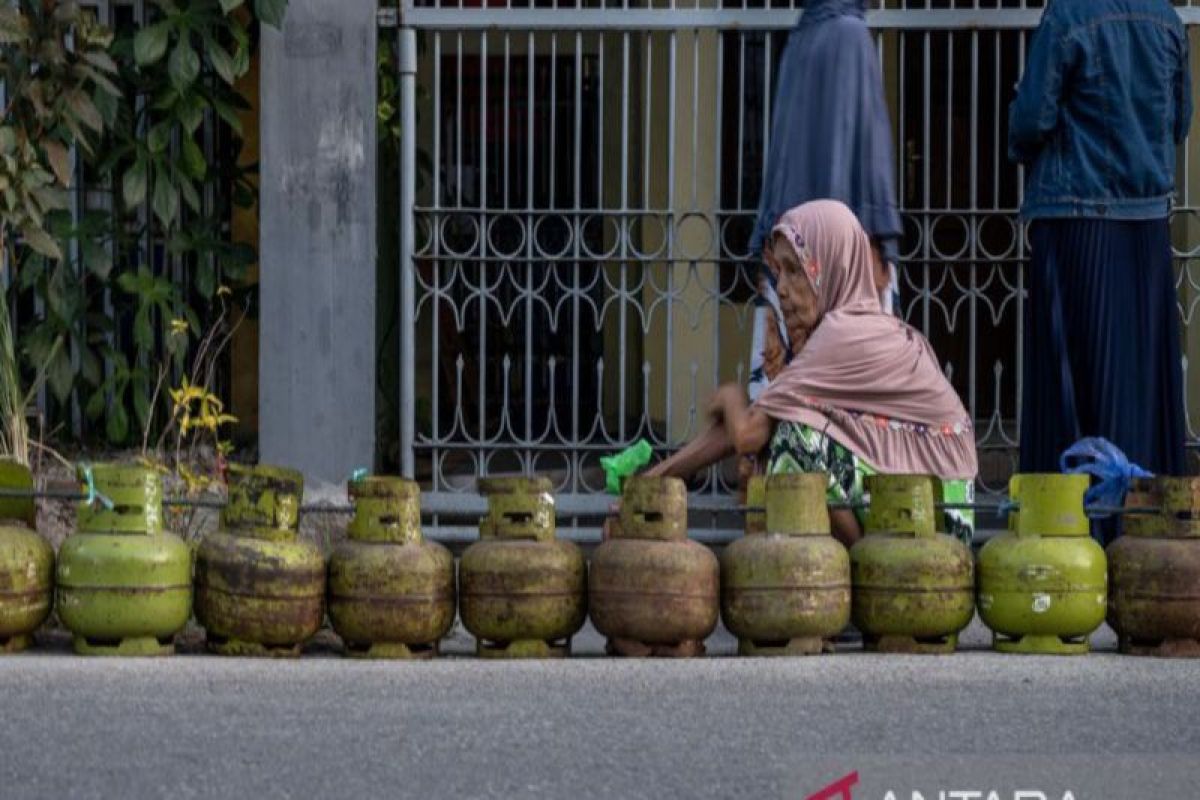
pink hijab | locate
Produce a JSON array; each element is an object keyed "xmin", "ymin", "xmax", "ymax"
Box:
[{"xmin": 754, "ymin": 200, "xmax": 978, "ymax": 480}]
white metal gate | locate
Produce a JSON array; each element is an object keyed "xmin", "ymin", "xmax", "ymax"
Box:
[{"xmin": 394, "ymin": 1, "xmax": 1200, "ymax": 530}]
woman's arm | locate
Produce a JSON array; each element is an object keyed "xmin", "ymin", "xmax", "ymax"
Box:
[{"xmin": 710, "ymin": 385, "xmax": 773, "ymax": 456}]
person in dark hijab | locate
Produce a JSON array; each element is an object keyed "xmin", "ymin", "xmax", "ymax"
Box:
[
  {"xmin": 1009, "ymin": 0, "xmax": 1191, "ymax": 542},
  {"xmin": 748, "ymin": 0, "xmax": 903, "ymax": 400}
]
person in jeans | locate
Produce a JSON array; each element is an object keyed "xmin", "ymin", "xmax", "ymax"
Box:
[{"xmin": 1009, "ymin": 0, "xmax": 1192, "ymax": 541}]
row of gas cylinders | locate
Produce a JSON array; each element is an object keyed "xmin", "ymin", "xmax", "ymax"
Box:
[{"xmin": 0, "ymin": 461, "xmax": 1197, "ymax": 658}]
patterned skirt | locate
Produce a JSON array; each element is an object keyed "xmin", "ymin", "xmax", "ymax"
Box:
[{"xmin": 767, "ymin": 421, "xmax": 975, "ymax": 545}]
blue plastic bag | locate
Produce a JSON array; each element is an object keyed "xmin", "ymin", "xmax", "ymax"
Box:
[{"xmin": 1059, "ymin": 438, "xmax": 1152, "ymax": 518}]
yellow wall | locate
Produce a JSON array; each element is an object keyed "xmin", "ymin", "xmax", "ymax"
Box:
[
  {"xmin": 230, "ymin": 51, "xmax": 260, "ymax": 437},
  {"xmin": 1182, "ymin": 26, "xmax": 1200, "ymax": 438},
  {"xmin": 643, "ymin": 21, "xmax": 752, "ymax": 443}
]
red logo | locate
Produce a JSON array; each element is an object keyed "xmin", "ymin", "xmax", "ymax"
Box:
[{"xmin": 806, "ymin": 771, "xmax": 860, "ymax": 800}]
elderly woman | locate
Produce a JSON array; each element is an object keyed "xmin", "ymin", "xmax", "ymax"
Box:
[
  {"xmin": 748, "ymin": 0, "xmax": 904, "ymax": 400},
  {"xmin": 647, "ymin": 200, "xmax": 977, "ymax": 546},
  {"xmin": 1009, "ymin": 0, "xmax": 1191, "ymax": 542}
]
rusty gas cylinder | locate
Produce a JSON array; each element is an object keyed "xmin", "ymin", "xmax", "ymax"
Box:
[
  {"xmin": 56, "ymin": 464, "xmax": 191, "ymax": 656},
  {"xmin": 977, "ymin": 474, "xmax": 1107, "ymax": 655},
  {"xmin": 0, "ymin": 461, "xmax": 54, "ymax": 652},
  {"xmin": 459, "ymin": 477, "xmax": 586, "ymax": 658},
  {"xmin": 721, "ymin": 473, "xmax": 850, "ymax": 656},
  {"xmin": 744, "ymin": 475, "xmax": 767, "ymax": 536},
  {"xmin": 590, "ymin": 476, "xmax": 719, "ymax": 657},
  {"xmin": 1108, "ymin": 477, "xmax": 1200, "ymax": 657},
  {"xmin": 850, "ymin": 475, "xmax": 974, "ymax": 654},
  {"xmin": 195, "ymin": 464, "xmax": 325, "ymax": 657},
  {"xmin": 328, "ymin": 476, "xmax": 455, "ymax": 659}
]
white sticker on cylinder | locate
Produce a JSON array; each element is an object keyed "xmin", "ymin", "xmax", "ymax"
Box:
[{"xmin": 1032, "ymin": 594, "xmax": 1052, "ymax": 614}]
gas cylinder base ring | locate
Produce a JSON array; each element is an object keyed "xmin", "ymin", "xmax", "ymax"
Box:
[
  {"xmin": 864, "ymin": 633, "xmax": 959, "ymax": 655},
  {"xmin": 343, "ymin": 640, "xmax": 439, "ymax": 660},
  {"xmin": 475, "ymin": 638, "xmax": 570, "ymax": 659},
  {"xmin": 0, "ymin": 633, "xmax": 34, "ymax": 654},
  {"xmin": 73, "ymin": 635, "xmax": 175, "ymax": 657},
  {"xmin": 1120, "ymin": 636, "xmax": 1200, "ymax": 658},
  {"xmin": 992, "ymin": 633, "xmax": 1090, "ymax": 656},
  {"xmin": 737, "ymin": 636, "xmax": 830, "ymax": 657},
  {"xmin": 606, "ymin": 637, "xmax": 706, "ymax": 658},
  {"xmin": 206, "ymin": 635, "xmax": 303, "ymax": 659}
]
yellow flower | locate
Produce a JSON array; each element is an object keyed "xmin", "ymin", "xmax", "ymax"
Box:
[{"xmin": 169, "ymin": 318, "xmax": 189, "ymax": 337}]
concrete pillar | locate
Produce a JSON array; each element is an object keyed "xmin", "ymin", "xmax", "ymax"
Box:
[{"xmin": 259, "ymin": 0, "xmax": 377, "ymax": 482}]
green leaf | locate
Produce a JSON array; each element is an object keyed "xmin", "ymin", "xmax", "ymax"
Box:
[
  {"xmin": 219, "ymin": 0, "xmax": 245, "ymax": 12},
  {"xmin": 254, "ymin": 0, "xmax": 288, "ymax": 28},
  {"xmin": 211, "ymin": 98, "xmax": 244, "ymax": 136},
  {"xmin": 42, "ymin": 141, "xmax": 72, "ymax": 187},
  {"xmin": 80, "ymin": 346, "xmax": 102, "ymax": 387},
  {"xmin": 106, "ymin": 402, "xmax": 129, "ymax": 444},
  {"xmin": 132, "ymin": 382, "xmax": 150, "ymax": 429},
  {"xmin": 123, "ymin": 158, "xmax": 148, "ymax": 207},
  {"xmin": 134, "ymin": 22, "xmax": 171, "ymax": 66},
  {"xmin": 208, "ymin": 44, "xmax": 237, "ymax": 85},
  {"xmin": 85, "ymin": 390, "xmax": 106, "ymax": 421},
  {"xmin": 82, "ymin": 50, "xmax": 120, "ymax": 75},
  {"xmin": 168, "ymin": 39, "xmax": 201, "ymax": 91},
  {"xmin": 116, "ymin": 272, "xmax": 140, "ymax": 294},
  {"xmin": 152, "ymin": 174, "xmax": 180, "ymax": 227},
  {"xmin": 0, "ymin": 8, "xmax": 27, "ymax": 44},
  {"xmin": 67, "ymin": 91, "xmax": 104, "ymax": 134},
  {"xmin": 195, "ymin": 260, "xmax": 216, "ymax": 299},
  {"xmin": 179, "ymin": 176, "xmax": 201, "ymax": 213},
  {"xmin": 133, "ymin": 308, "xmax": 154, "ymax": 351},
  {"xmin": 148, "ymin": 122, "xmax": 173, "ymax": 155},
  {"xmin": 182, "ymin": 137, "xmax": 207, "ymax": 180},
  {"xmin": 80, "ymin": 65, "xmax": 122, "ymax": 99},
  {"xmin": 20, "ymin": 227, "xmax": 62, "ymax": 261},
  {"xmin": 93, "ymin": 89, "xmax": 120, "ymax": 128},
  {"xmin": 81, "ymin": 239, "xmax": 113, "ymax": 279},
  {"xmin": 233, "ymin": 41, "xmax": 250, "ymax": 77},
  {"xmin": 47, "ymin": 347, "xmax": 75, "ymax": 405},
  {"xmin": 178, "ymin": 98, "xmax": 205, "ymax": 135},
  {"xmin": 31, "ymin": 186, "xmax": 69, "ymax": 213}
]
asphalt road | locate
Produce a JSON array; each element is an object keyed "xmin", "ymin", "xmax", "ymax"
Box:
[{"xmin": 0, "ymin": 620, "xmax": 1195, "ymax": 799}]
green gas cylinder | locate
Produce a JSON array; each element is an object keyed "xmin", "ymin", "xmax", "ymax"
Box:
[
  {"xmin": 850, "ymin": 475, "xmax": 974, "ymax": 654},
  {"xmin": 1108, "ymin": 477, "xmax": 1200, "ymax": 657},
  {"xmin": 977, "ymin": 474, "xmax": 1107, "ymax": 655},
  {"xmin": 328, "ymin": 476, "xmax": 455, "ymax": 659},
  {"xmin": 195, "ymin": 464, "xmax": 325, "ymax": 657},
  {"xmin": 459, "ymin": 477, "xmax": 586, "ymax": 658},
  {"xmin": 56, "ymin": 464, "xmax": 191, "ymax": 656},
  {"xmin": 0, "ymin": 461, "xmax": 54, "ymax": 652},
  {"xmin": 743, "ymin": 475, "xmax": 767, "ymax": 536},
  {"xmin": 721, "ymin": 473, "xmax": 850, "ymax": 656},
  {"xmin": 590, "ymin": 476, "xmax": 719, "ymax": 657}
]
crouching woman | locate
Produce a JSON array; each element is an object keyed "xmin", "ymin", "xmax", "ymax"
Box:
[{"xmin": 647, "ymin": 200, "xmax": 978, "ymax": 546}]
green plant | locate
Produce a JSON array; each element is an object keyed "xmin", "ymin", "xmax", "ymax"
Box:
[
  {"xmin": 116, "ymin": 0, "xmax": 285, "ymax": 230},
  {"xmin": 0, "ymin": 1, "xmax": 119, "ymax": 462},
  {"xmin": 4, "ymin": 0, "xmax": 287, "ymax": 450},
  {"xmin": 139, "ymin": 286, "xmax": 244, "ymax": 541}
]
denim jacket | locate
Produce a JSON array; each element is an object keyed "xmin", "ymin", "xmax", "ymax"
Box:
[{"xmin": 1008, "ymin": 0, "xmax": 1192, "ymax": 220}]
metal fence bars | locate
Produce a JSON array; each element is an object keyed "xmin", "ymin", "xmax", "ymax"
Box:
[{"xmin": 391, "ymin": 1, "xmax": 1200, "ymax": 529}]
